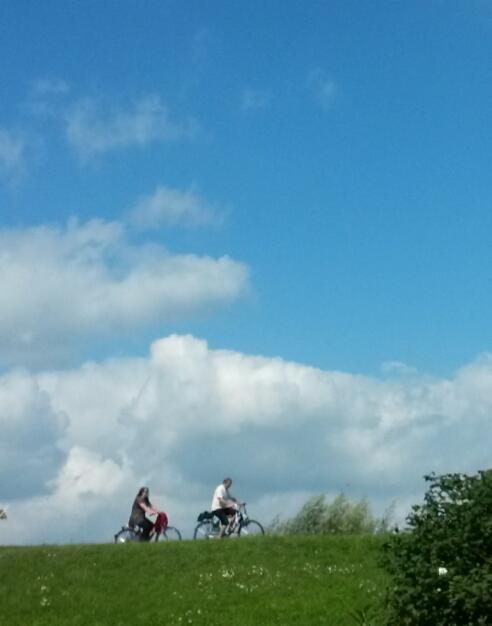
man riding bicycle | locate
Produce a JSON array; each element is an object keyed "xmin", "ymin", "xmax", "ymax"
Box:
[
  {"xmin": 128, "ymin": 486, "xmax": 160, "ymax": 541},
  {"xmin": 211, "ymin": 477, "xmax": 241, "ymax": 539}
]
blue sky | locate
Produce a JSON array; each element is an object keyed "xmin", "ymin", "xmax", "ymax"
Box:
[
  {"xmin": 2, "ymin": 0, "xmax": 491, "ymax": 374},
  {"xmin": 1, "ymin": 1, "xmax": 492, "ymax": 543}
]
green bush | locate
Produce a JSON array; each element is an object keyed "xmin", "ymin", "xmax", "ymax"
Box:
[
  {"xmin": 382, "ymin": 470, "xmax": 492, "ymax": 626},
  {"xmin": 271, "ymin": 493, "xmax": 387, "ymax": 535}
]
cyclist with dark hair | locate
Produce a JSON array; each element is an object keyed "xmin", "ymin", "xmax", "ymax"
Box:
[
  {"xmin": 211, "ymin": 478, "xmax": 240, "ymax": 539},
  {"xmin": 129, "ymin": 486, "xmax": 159, "ymax": 541}
]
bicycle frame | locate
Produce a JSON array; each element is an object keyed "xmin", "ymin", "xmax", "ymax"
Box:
[
  {"xmin": 230, "ymin": 503, "xmax": 249, "ymax": 534},
  {"xmin": 114, "ymin": 512, "xmax": 181, "ymax": 543},
  {"xmin": 194, "ymin": 503, "xmax": 260, "ymax": 539}
]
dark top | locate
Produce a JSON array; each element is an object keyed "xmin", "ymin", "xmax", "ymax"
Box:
[{"xmin": 129, "ymin": 494, "xmax": 150, "ymax": 527}]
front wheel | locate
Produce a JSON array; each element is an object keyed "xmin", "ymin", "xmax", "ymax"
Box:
[
  {"xmin": 238, "ymin": 520, "xmax": 264, "ymax": 537},
  {"xmin": 157, "ymin": 526, "xmax": 182, "ymax": 541},
  {"xmin": 114, "ymin": 527, "xmax": 138, "ymax": 543},
  {"xmin": 194, "ymin": 521, "xmax": 215, "ymax": 539}
]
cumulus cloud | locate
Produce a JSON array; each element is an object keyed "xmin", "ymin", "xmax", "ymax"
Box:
[
  {"xmin": 128, "ymin": 185, "xmax": 224, "ymax": 230},
  {"xmin": 308, "ymin": 68, "xmax": 337, "ymax": 110},
  {"xmin": 1, "ymin": 335, "xmax": 491, "ymax": 545},
  {"xmin": 53, "ymin": 446, "xmax": 132, "ymax": 501},
  {"xmin": 1, "ymin": 447, "xmax": 135, "ymax": 545},
  {"xmin": 0, "ymin": 369, "xmax": 66, "ymax": 500},
  {"xmin": 65, "ymin": 95, "xmax": 198, "ymax": 159},
  {"xmin": 0, "ymin": 219, "xmax": 249, "ymax": 368}
]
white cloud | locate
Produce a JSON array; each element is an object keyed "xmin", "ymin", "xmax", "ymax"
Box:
[
  {"xmin": 0, "ymin": 128, "xmax": 26, "ymax": 179},
  {"xmin": 31, "ymin": 78, "xmax": 70, "ymax": 97},
  {"xmin": 1, "ymin": 336, "xmax": 491, "ymax": 544},
  {"xmin": 308, "ymin": 68, "xmax": 337, "ymax": 110},
  {"xmin": 53, "ymin": 446, "xmax": 132, "ymax": 500},
  {"xmin": 0, "ymin": 369, "xmax": 66, "ymax": 500},
  {"xmin": 129, "ymin": 185, "xmax": 225, "ymax": 230},
  {"xmin": 381, "ymin": 360, "xmax": 419, "ymax": 376},
  {"xmin": 65, "ymin": 95, "xmax": 198, "ymax": 159},
  {"xmin": 241, "ymin": 88, "xmax": 270, "ymax": 112},
  {"xmin": 1, "ymin": 447, "xmax": 135, "ymax": 545},
  {"xmin": 24, "ymin": 78, "xmax": 70, "ymax": 117},
  {"xmin": 0, "ymin": 219, "xmax": 249, "ymax": 368}
]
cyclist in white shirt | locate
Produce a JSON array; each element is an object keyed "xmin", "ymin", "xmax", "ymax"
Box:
[{"xmin": 211, "ymin": 478, "xmax": 239, "ymax": 538}]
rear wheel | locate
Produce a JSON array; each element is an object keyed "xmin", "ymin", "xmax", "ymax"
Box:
[
  {"xmin": 194, "ymin": 521, "xmax": 216, "ymax": 539},
  {"xmin": 238, "ymin": 520, "xmax": 264, "ymax": 537},
  {"xmin": 157, "ymin": 526, "xmax": 182, "ymax": 541},
  {"xmin": 114, "ymin": 527, "xmax": 138, "ymax": 543}
]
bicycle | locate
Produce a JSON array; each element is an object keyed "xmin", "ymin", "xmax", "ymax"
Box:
[
  {"xmin": 193, "ymin": 503, "xmax": 264, "ymax": 539},
  {"xmin": 114, "ymin": 512, "xmax": 182, "ymax": 543}
]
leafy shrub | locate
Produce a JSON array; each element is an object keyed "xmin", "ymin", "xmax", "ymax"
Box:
[
  {"xmin": 381, "ymin": 471, "xmax": 492, "ymax": 625},
  {"xmin": 271, "ymin": 493, "xmax": 388, "ymax": 535}
]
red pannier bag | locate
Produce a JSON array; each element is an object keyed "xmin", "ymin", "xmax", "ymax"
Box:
[{"xmin": 154, "ymin": 512, "xmax": 169, "ymax": 533}]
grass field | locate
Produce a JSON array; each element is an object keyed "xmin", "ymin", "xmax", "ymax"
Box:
[{"xmin": 0, "ymin": 535, "xmax": 389, "ymax": 625}]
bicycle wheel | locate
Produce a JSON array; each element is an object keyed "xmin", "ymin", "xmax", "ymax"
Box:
[
  {"xmin": 194, "ymin": 521, "xmax": 215, "ymax": 539},
  {"xmin": 114, "ymin": 527, "xmax": 138, "ymax": 543},
  {"xmin": 158, "ymin": 526, "xmax": 182, "ymax": 541},
  {"xmin": 238, "ymin": 520, "xmax": 264, "ymax": 537}
]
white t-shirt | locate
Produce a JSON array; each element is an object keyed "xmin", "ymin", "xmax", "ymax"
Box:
[{"xmin": 211, "ymin": 483, "xmax": 230, "ymax": 511}]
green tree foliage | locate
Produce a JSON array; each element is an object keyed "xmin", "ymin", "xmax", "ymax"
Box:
[
  {"xmin": 270, "ymin": 493, "xmax": 387, "ymax": 535},
  {"xmin": 382, "ymin": 471, "xmax": 492, "ymax": 625}
]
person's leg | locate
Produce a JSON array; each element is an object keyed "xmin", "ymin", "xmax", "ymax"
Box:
[
  {"xmin": 141, "ymin": 517, "xmax": 153, "ymax": 541},
  {"xmin": 224, "ymin": 507, "xmax": 236, "ymax": 533},
  {"xmin": 213, "ymin": 509, "xmax": 229, "ymax": 538}
]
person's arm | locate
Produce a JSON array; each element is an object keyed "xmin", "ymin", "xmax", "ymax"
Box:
[
  {"xmin": 218, "ymin": 487, "xmax": 237, "ymax": 508},
  {"xmin": 138, "ymin": 499, "xmax": 159, "ymax": 516},
  {"xmin": 225, "ymin": 490, "xmax": 243, "ymax": 509}
]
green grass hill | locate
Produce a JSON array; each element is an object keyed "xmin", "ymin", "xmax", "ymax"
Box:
[{"xmin": 0, "ymin": 535, "xmax": 389, "ymax": 625}]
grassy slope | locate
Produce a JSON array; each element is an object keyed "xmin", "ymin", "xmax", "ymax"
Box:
[{"xmin": 0, "ymin": 535, "xmax": 389, "ymax": 626}]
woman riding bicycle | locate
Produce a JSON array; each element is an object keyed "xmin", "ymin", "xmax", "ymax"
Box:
[{"xmin": 129, "ymin": 486, "xmax": 159, "ymax": 541}]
